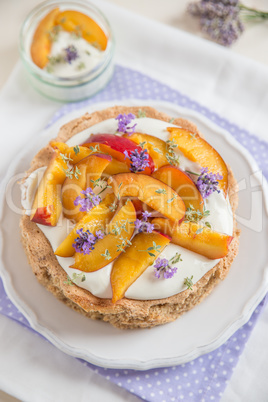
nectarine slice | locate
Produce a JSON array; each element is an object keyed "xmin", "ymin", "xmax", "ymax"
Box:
[
  {"xmin": 50, "ymin": 141, "xmax": 130, "ymax": 174},
  {"xmin": 152, "ymin": 218, "xmax": 233, "ymax": 259},
  {"xmin": 30, "ymin": 151, "xmax": 68, "ymax": 226},
  {"xmin": 70, "ymin": 200, "xmax": 136, "ymax": 272},
  {"xmin": 55, "ymin": 193, "xmax": 115, "ymax": 257},
  {"xmin": 103, "ymin": 158, "xmax": 130, "ymax": 175},
  {"xmin": 50, "ymin": 141, "xmax": 92, "ymax": 164},
  {"xmin": 108, "ymin": 173, "xmax": 186, "ymax": 222},
  {"xmin": 167, "ymin": 127, "xmax": 228, "ymax": 196},
  {"xmin": 83, "ymin": 134, "xmax": 154, "ymax": 174},
  {"xmin": 111, "ymin": 231, "xmax": 170, "ymax": 303},
  {"xmin": 152, "ymin": 165, "xmax": 204, "ymax": 212},
  {"xmin": 125, "ymin": 132, "xmax": 168, "ymax": 169},
  {"xmin": 56, "ymin": 10, "xmax": 108, "ymax": 51},
  {"xmin": 31, "ymin": 8, "xmax": 60, "ymax": 68},
  {"xmin": 62, "ymin": 153, "xmax": 111, "ymax": 221}
]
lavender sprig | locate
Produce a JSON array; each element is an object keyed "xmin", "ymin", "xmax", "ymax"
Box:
[
  {"xmin": 74, "ymin": 187, "xmax": 101, "ymax": 212},
  {"xmin": 196, "ymin": 167, "xmax": 223, "ymax": 198},
  {"xmin": 72, "ymin": 228, "xmax": 104, "ymax": 254},
  {"xmin": 134, "ymin": 211, "xmax": 155, "ymax": 234},
  {"xmin": 154, "ymin": 253, "xmax": 182, "ymax": 279},
  {"xmin": 188, "ymin": 0, "xmax": 244, "ymax": 46},
  {"xmin": 124, "ymin": 149, "xmax": 150, "ymax": 173},
  {"xmin": 64, "ymin": 45, "xmax": 79, "ymax": 63},
  {"xmin": 115, "ymin": 113, "xmax": 137, "ymax": 134}
]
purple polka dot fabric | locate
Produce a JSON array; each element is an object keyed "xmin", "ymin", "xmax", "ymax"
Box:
[{"xmin": 1, "ymin": 64, "xmax": 268, "ymax": 401}]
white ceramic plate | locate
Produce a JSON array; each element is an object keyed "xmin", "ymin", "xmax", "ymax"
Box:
[{"xmin": 1, "ymin": 100, "xmax": 268, "ymax": 370}]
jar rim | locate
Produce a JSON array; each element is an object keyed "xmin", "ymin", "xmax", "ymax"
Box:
[{"xmin": 19, "ymin": 0, "xmax": 115, "ymax": 87}]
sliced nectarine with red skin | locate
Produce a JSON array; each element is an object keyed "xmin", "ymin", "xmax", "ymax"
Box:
[
  {"xmin": 111, "ymin": 231, "xmax": 170, "ymax": 303},
  {"xmin": 152, "ymin": 218, "xmax": 233, "ymax": 259},
  {"xmin": 50, "ymin": 141, "xmax": 130, "ymax": 174},
  {"xmin": 55, "ymin": 193, "xmax": 116, "ymax": 257},
  {"xmin": 83, "ymin": 142, "xmax": 130, "ymax": 166},
  {"xmin": 125, "ymin": 132, "xmax": 169, "ymax": 169},
  {"xmin": 70, "ymin": 200, "xmax": 136, "ymax": 272},
  {"xmin": 167, "ymin": 127, "xmax": 228, "ymax": 196},
  {"xmin": 31, "ymin": 8, "xmax": 60, "ymax": 69},
  {"xmin": 108, "ymin": 173, "xmax": 186, "ymax": 222},
  {"xmin": 62, "ymin": 153, "xmax": 112, "ymax": 222},
  {"xmin": 30, "ymin": 152, "xmax": 68, "ymax": 226},
  {"xmin": 153, "ymin": 165, "xmax": 204, "ymax": 212},
  {"xmin": 56, "ymin": 10, "xmax": 108, "ymax": 51},
  {"xmin": 31, "ymin": 206, "xmax": 53, "ymax": 226},
  {"xmin": 83, "ymin": 134, "xmax": 154, "ymax": 174}
]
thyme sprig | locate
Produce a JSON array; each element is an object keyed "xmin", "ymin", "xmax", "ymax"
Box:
[
  {"xmin": 169, "ymin": 252, "xmax": 182, "ymax": 265},
  {"xmin": 137, "ymin": 109, "xmax": 146, "ymax": 118},
  {"xmin": 90, "ymin": 178, "xmax": 112, "ymax": 195},
  {"xmin": 101, "ymin": 249, "xmax": 112, "ymax": 260},
  {"xmin": 64, "ymin": 273, "xmax": 86, "ymax": 286},
  {"xmin": 139, "ymin": 241, "xmax": 162, "ymax": 257},
  {"xmin": 73, "ymin": 145, "xmax": 80, "ymax": 155},
  {"xmin": 166, "ymin": 139, "xmax": 180, "ymax": 166},
  {"xmin": 185, "ymin": 204, "xmax": 211, "ymax": 234},
  {"xmin": 60, "ymin": 153, "xmax": 73, "ymax": 164},
  {"xmin": 184, "ymin": 275, "xmax": 194, "ymax": 290},
  {"xmin": 109, "ymin": 200, "xmax": 118, "ymax": 212},
  {"xmin": 47, "ymin": 25, "xmax": 62, "ymax": 42},
  {"xmin": 155, "ymin": 188, "xmax": 167, "ymax": 194},
  {"xmin": 116, "ymin": 238, "xmax": 132, "ymax": 253},
  {"xmin": 63, "ymin": 165, "xmax": 81, "ymax": 179}
]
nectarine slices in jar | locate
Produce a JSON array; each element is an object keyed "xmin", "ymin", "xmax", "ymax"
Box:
[
  {"xmin": 55, "ymin": 10, "xmax": 108, "ymax": 51},
  {"xmin": 30, "ymin": 8, "xmax": 60, "ymax": 69}
]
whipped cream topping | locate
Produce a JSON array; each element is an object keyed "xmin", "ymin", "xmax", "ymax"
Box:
[
  {"xmin": 46, "ymin": 31, "xmax": 104, "ymax": 78},
  {"xmin": 21, "ymin": 117, "xmax": 233, "ymax": 300}
]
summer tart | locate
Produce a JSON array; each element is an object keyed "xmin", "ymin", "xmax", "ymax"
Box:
[{"xmin": 20, "ymin": 106, "xmax": 240, "ymax": 329}]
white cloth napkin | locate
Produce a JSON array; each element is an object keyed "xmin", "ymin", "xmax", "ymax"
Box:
[{"xmin": 1, "ymin": 0, "xmax": 268, "ymax": 401}]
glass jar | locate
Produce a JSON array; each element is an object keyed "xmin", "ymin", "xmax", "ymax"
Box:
[{"xmin": 19, "ymin": 0, "xmax": 115, "ymax": 102}]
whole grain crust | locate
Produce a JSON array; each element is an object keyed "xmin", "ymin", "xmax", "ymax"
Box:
[{"xmin": 20, "ymin": 106, "xmax": 240, "ymax": 329}]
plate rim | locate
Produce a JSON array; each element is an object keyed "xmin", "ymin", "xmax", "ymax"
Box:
[{"xmin": 0, "ymin": 99, "xmax": 268, "ymax": 370}]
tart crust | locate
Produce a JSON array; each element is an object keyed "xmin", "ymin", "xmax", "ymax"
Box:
[{"xmin": 20, "ymin": 106, "xmax": 240, "ymax": 329}]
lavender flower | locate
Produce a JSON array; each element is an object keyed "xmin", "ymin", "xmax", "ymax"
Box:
[
  {"xmin": 72, "ymin": 229, "xmax": 97, "ymax": 254},
  {"xmin": 154, "ymin": 258, "xmax": 178, "ymax": 279},
  {"xmin": 188, "ymin": 0, "xmax": 244, "ymax": 46},
  {"xmin": 74, "ymin": 187, "xmax": 101, "ymax": 212},
  {"xmin": 134, "ymin": 211, "xmax": 155, "ymax": 233},
  {"xmin": 142, "ymin": 211, "xmax": 151, "ymax": 221},
  {"xmin": 196, "ymin": 167, "xmax": 223, "ymax": 198},
  {"xmin": 64, "ymin": 45, "xmax": 79, "ymax": 63},
  {"xmin": 124, "ymin": 149, "xmax": 150, "ymax": 173},
  {"xmin": 95, "ymin": 230, "xmax": 105, "ymax": 240},
  {"xmin": 115, "ymin": 113, "xmax": 137, "ymax": 134}
]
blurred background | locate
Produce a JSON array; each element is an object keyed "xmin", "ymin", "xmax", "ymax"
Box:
[{"xmin": 0, "ymin": 0, "xmax": 268, "ymax": 89}]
